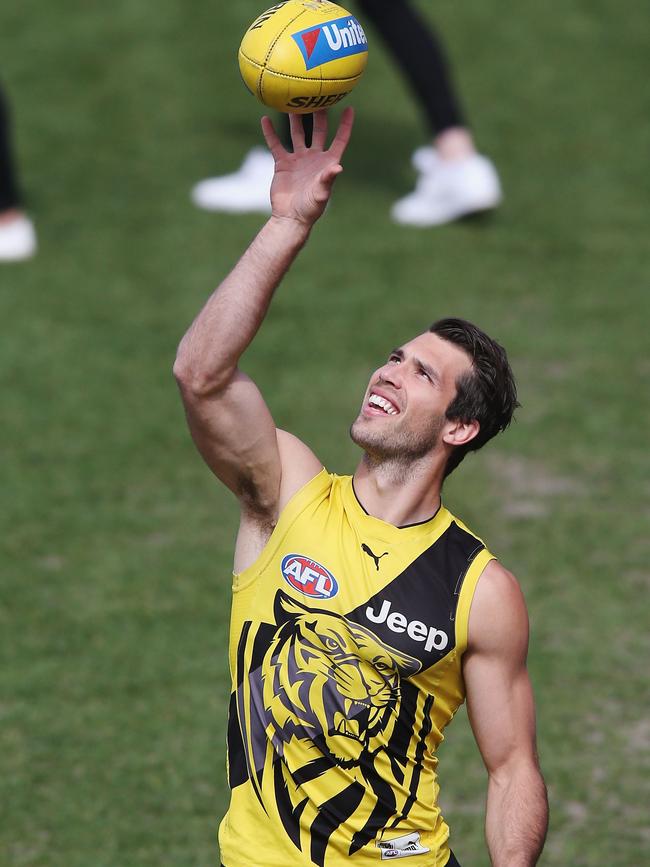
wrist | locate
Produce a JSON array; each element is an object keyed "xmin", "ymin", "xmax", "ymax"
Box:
[
  {"xmin": 247, "ymin": 214, "xmax": 312, "ymax": 271},
  {"xmin": 267, "ymin": 213, "xmax": 313, "ymax": 245}
]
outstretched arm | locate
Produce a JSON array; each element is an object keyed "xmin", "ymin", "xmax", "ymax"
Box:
[
  {"xmin": 463, "ymin": 560, "xmax": 549, "ymax": 866},
  {"xmin": 174, "ymin": 110, "xmax": 354, "ymax": 536}
]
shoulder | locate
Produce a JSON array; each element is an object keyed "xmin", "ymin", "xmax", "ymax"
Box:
[
  {"xmin": 276, "ymin": 429, "xmax": 324, "ymax": 511},
  {"xmin": 467, "ymin": 559, "xmax": 530, "ymax": 656}
]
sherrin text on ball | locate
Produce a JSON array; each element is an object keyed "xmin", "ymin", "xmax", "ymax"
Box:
[{"xmin": 238, "ymin": 0, "xmax": 368, "ymax": 114}]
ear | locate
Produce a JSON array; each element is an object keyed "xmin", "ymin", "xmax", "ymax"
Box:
[{"xmin": 442, "ymin": 418, "xmax": 480, "ymax": 448}]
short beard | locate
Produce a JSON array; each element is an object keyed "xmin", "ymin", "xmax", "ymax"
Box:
[{"xmin": 349, "ymin": 413, "xmax": 445, "ymax": 476}]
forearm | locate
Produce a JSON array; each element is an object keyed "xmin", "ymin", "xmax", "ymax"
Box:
[
  {"xmin": 485, "ymin": 762, "xmax": 548, "ymax": 866},
  {"xmin": 174, "ymin": 216, "xmax": 310, "ymax": 393}
]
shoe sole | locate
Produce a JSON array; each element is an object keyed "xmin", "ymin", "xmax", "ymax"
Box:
[{"xmin": 391, "ymin": 194, "xmax": 502, "ymax": 227}]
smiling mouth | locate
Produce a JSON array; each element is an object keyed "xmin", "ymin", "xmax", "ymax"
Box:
[{"xmin": 367, "ymin": 393, "xmax": 399, "ymax": 415}]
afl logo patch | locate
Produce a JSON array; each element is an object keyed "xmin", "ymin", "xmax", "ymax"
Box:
[{"xmin": 281, "ymin": 554, "xmax": 339, "ymax": 600}]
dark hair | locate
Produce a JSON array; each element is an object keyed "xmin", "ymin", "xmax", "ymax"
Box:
[{"xmin": 429, "ymin": 317, "xmax": 519, "ymax": 478}]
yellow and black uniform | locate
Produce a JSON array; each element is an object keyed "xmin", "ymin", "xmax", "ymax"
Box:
[{"xmin": 219, "ymin": 470, "xmax": 494, "ymax": 867}]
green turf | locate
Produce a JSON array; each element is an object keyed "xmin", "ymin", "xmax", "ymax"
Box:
[{"xmin": 1, "ymin": 1, "xmax": 649, "ymax": 864}]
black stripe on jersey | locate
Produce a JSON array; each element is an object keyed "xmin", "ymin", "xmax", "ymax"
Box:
[
  {"xmin": 386, "ymin": 678, "xmax": 419, "ymax": 774},
  {"xmin": 228, "ymin": 622, "xmax": 255, "ymax": 790},
  {"xmin": 234, "ymin": 620, "xmax": 252, "ymax": 688},
  {"xmin": 273, "ymin": 757, "xmax": 308, "ymax": 851},
  {"xmin": 310, "ymin": 781, "xmax": 365, "ymax": 867},
  {"xmin": 292, "ymin": 756, "xmax": 336, "ymax": 785},
  {"xmin": 226, "ymin": 691, "xmax": 249, "ymax": 789},
  {"xmin": 349, "ymin": 761, "xmax": 397, "ymax": 855},
  {"xmin": 235, "ymin": 620, "xmax": 250, "ymax": 687},
  {"xmin": 399, "ymin": 694, "xmax": 435, "ymax": 822},
  {"xmin": 234, "ymin": 620, "xmax": 270, "ymax": 808},
  {"xmin": 439, "ymin": 520, "xmax": 485, "ymax": 597},
  {"xmin": 248, "ymin": 622, "xmax": 278, "ymax": 677},
  {"xmin": 347, "ymin": 521, "xmax": 484, "ymax": 671}
]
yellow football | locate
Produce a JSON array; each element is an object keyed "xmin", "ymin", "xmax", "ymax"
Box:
[{"xmin": 238, "ymin": 0, "xmax": 368, "ymax": 114}]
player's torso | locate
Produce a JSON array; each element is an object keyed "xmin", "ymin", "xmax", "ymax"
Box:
[{"xmin": 221, "ymin": 469, "xmax": 493, "ymax": 867}]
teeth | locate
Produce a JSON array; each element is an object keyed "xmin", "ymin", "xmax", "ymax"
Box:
[
  {"xmin": 346, "ymin": 718, "xmax": 360, "ymax": 738},
  {"xmin": 334, "ymin": 712, "xmax": 360, "ymax": 739},
  {"xmin": 369, "ymin": 394, "xmax": 398, "ymax": 415}
]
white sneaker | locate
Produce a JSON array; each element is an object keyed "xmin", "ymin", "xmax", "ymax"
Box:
[
  {"xmin": 0, "ymin": 214, "xmax": 37, "ymax": 261},
  {"xmin": 191, "ymin": 148, "xmax": 274, "ymax": 214},
  {"xmin": 391, "ymin": 153, "xmax": 502, "ymax": 227},
  {"xmin": 411, "ymin": 145, "xmax": 438, "ymax": 174}
]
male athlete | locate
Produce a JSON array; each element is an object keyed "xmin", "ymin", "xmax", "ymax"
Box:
[{"xmin": 174, "ymin": 109, "xmax": 548, "ymax": 867}]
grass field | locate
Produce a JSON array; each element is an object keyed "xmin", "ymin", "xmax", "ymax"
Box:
[{"xmin": 2, "ymin": 1, "xmax": 649, "ymax": 865}]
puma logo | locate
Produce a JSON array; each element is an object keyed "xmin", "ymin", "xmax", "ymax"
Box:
[{"xmin": 361, "ymin": 543, "xmax": 389, "ymax": 571}]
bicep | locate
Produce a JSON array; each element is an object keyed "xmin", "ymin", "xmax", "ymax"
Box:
[
  {"xmin": 178, "ymin": 370, "xmax": 322, "ymax": 515},
  {"xmin": 179, "ymin": 369, "xmax": 282, "ymax": 509},
  {"xmin": 463, "ymin": 562, "xmax": 539, "ymax": 775}
]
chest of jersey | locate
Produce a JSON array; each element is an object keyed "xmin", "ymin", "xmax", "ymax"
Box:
[
  {"xmin": 232, "ymin": 471, "xmax": 484, "ymax": 681},
  {"xmin": 223, "ymin": 471, "xmax": 493, "ymax": 867}
]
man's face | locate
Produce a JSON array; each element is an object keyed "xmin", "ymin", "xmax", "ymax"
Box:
[{"xmin": 350, "ymin": 332, "xmax": 473, "ymax": 463}]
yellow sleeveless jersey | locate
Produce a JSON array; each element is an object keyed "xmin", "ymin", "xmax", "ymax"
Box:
[{"xmin": 219, "ymin": 470, "xmax": 494, "ymax": 867}]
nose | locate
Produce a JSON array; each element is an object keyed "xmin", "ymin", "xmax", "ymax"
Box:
[
  {"xmin": 379, "ymin": 362, "xmax": 404, "ymax": 388},
  {"xmin": 378, "ymin": 365, "xmax": 403, "ymax": 389}
]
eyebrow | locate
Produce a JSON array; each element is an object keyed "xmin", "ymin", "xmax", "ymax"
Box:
[{"xmin": 389, "ymin": 347, "xmax": 441, "ymax": 386}]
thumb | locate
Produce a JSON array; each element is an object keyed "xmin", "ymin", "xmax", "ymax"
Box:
[
  {"xmin": 323, "ymin": 164, "xmax": 343, "ymax": 184},
  {"xmin": 316, "ymin": 164, "xmax": 343, "ymax": 195}
]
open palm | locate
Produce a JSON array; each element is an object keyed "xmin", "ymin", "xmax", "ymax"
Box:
[{"xmin": 261, "ymin": 108, "xmax": 355, "ymax": 226}]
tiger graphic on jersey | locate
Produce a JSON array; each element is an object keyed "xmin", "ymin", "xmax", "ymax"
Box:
[{"xmin": 234, "ymin": 590, "xmax": 432, "ymax": 865}]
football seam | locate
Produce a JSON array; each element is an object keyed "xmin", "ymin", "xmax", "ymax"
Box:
[
  {"xmin": 260, "ymin": 8, "xmax": 306, "ymax": 100},
  {"xmin": 264, "ymin": 8, "xmax": 306, "ymax": 66},
  {"xmin": 240, "ymin": 49, "xmax": 362, "ymax": 83}
]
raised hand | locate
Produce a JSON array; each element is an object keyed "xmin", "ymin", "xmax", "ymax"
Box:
[{"xmin": 261, "ymin": 107, "xmax": 355, "ymax": 227}]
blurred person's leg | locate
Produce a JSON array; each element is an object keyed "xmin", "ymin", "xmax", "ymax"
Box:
[
  {"xmin": 0, "ymin": 89, "xmax": 22, "ymax": 213},
  {"xmin": 356, "ymin": 0, "xmax": 466, "ymax": 142},
  {"xmin": 0, "ymin": 85, "xmax": 36, "ymax": 261},
  {"xmin": 356, "ymin": 0, "xmax": 501, "ymax": 226}
]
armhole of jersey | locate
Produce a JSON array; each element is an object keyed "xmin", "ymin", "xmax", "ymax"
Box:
[
  {"xmin": 455, "ymin": 548, "xmax": 495, "ymax": 655},
  {"xmin": 232, "ymin": 467, "xmax": 330, "ymax": 592}
]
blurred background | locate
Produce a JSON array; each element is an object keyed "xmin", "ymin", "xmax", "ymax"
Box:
[{"xmin": 1, "ymin": 1, "xmax": 649, "ymax": 865}]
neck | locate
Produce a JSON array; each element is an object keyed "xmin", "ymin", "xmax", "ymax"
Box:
[{"xmin": 353, "ymin": 453, "xmax": 445, "ymax": 527}]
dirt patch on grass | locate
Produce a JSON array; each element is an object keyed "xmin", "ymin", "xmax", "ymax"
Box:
[
  {"xmin": 487, "ymin": 453, "xmax": 585, "ymax": 518},
  {"xmin": 626, "ymin": 718, "xmax": 650, "ymax": 753}
]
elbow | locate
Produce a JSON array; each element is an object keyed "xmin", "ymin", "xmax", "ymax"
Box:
[
  {"xmin": 173, "ymin": 353, "xmax": 231, "ymax": 398},
  {"xmin": 172, "ymin": 353, "xmax": 195, "ymax": 390},
  {"xmin": 172, "ymin": 352, "xmax": 197, "ymax": 392}
]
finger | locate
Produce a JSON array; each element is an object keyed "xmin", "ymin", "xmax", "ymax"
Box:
[
  {"xmin": 261, "ymin": 116, "xmax": 286, "ymax": 159},
  {"xmin": 327, "ymin": 106, "xmax": 355, "ymax": 162},
  {"xmin": 289, "ymin": 112, "xmax": 306, "ymax": 150},
  {"xmin": 311, "ymin": 110, "xmax": 329, "ymax": 150}
]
